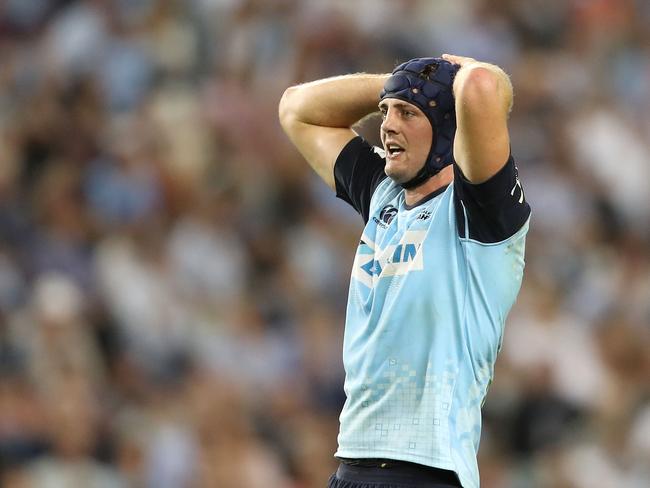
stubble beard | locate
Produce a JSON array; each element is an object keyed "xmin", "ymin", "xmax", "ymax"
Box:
[{"xmin": 385, "ymin": 158, "xmax": 424, "ymax": 185}]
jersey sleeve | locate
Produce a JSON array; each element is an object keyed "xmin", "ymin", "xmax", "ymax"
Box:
[
  {"xmin": 453, "ymin": 156, "xmax": 531, "ymax": 243},
  {"xmin": 334, "ymin": 136, "xmax": 388, "ymax": 223}
]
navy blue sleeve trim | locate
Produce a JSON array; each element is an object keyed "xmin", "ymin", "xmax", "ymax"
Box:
[
  {"xmin": 453, "ymin": 156, "xmax": 531, "ymax": 243},
  {"xmin": 334, "ymin": 136, "xmax": 388, "ymax": 223}
]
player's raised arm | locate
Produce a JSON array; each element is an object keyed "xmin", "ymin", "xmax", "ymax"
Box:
[
  {"xmin": 442, "ymin": 54, "xmax": 513, "ymax": 184},
  {"xmin": 278, "ymin": 74, "xmax": 387, "ymax": 190}
]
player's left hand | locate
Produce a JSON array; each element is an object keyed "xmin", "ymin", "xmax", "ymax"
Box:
[{"xmin": 441, "ymin": 54, "xmax": 477, "ymax": 67}]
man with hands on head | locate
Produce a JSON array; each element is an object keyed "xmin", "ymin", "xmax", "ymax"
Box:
[{"xmin": 279, "ymin": 54, "xmax": 530, "ymax": 488}]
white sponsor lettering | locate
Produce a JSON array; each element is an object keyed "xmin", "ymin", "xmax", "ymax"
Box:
[{"xmin": 352, "ymin": 230, "xmax": 426, "ymax": 287}]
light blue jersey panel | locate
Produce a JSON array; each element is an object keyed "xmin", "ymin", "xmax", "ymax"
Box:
[{"xmin": 335, "ymin": 177, "xmax": 529, "ymax": 488}]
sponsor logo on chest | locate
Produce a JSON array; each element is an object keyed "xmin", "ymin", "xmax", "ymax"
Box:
[{"xmin": 352, "ymin": 230, "xmax": 426, "ymax": 288}]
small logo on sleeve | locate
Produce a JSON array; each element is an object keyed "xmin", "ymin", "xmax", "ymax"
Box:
[{"xmin": 511, "ymin": 176, "xmax": 524, "ymax": 204}]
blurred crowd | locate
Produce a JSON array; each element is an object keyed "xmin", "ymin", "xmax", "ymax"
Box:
[{"xmin": 0, "ymin": 0, "xmax": 648, "ymax": 487}]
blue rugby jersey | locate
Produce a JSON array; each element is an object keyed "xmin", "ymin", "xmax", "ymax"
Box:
[{"xmin": 332, "ymin": 137, "xmax": 530, "ymax": 488}]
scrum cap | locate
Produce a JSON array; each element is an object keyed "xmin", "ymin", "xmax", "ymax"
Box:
[{"xmin": 379, "ymin": 57, "xmax": 459, "ymax": 189}]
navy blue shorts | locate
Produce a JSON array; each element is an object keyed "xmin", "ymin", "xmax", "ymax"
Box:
[{"xmin": 327, "ymin": 459, "xmax": 462, "ymax": 487}]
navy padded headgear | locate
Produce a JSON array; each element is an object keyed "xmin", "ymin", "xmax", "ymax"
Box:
[{"xmin": 379, "ymin": 57, "xmax": 459, "ymax": 189}]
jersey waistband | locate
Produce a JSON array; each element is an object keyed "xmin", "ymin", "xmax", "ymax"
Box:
[{"xmin": 335, "ymin": 458, "xmax": 462, "ymax": 486}]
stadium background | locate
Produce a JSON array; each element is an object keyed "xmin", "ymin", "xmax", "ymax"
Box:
[{"xmin": 0, "ymin": 0, "xmax": 648, "ymax": 486}]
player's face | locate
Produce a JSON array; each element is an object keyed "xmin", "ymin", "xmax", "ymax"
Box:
[{"xmin": 379, "ymin": 99, "xmax": 433, "ymax": 184}]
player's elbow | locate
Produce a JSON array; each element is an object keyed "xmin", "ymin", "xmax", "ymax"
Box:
[
  {"xmin": 457, "ymin": 66, "xmax": 513, "ymax": 114},
  {"xmin": 278, "ymin": 86, "xmax": 302, "ymax": 133}
]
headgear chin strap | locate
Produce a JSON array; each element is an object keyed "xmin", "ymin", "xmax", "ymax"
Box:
[{"xmin": 379, "ymin": 57, "xmax": 459, "ymax": 189}]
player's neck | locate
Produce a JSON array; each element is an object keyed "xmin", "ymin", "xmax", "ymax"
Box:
[{"xmin": 404, "ymin": 165, "xmax": 453, "ymax": 206}]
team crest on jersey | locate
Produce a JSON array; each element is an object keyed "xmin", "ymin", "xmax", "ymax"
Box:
[{"xmin": 374, "ymin": 204, "xmax": 398, "ymax": 228}]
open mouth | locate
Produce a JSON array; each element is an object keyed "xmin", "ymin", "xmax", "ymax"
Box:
[{"xmin": 386, "ymin": 143, "xmax": 405, "ymax": 157}]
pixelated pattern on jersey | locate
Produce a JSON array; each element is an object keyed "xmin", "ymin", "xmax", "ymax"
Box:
[{"xmin": 340, "ymin": 358, "xmax": 458, "ymax": 462}]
